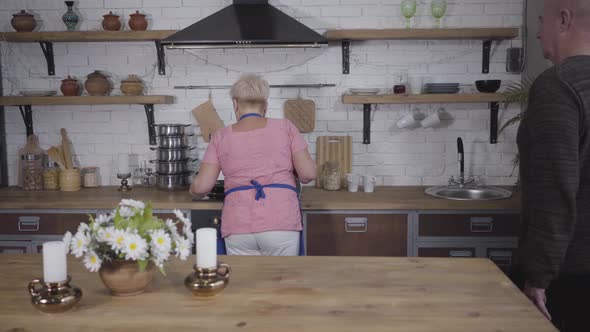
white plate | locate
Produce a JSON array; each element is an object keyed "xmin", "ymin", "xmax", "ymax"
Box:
[
  {"xmin": 19, "ymin": 90, "xmax": 57, "ymax": 97},
  {"xmin": 349, "ymin": 88, "xmax": 380, "ymax": 95}
]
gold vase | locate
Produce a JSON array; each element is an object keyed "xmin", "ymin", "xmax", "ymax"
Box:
[
  {"xmin": 185, "ymin": 263, "xmax": 230, "ymax": 297},
  {"xmin": 99, "ymin": 260, "xmax": 155, "ymax": 296},
  {"xmin": 29, "ymin": 276, "xmax": 82, "ymax": 313}
]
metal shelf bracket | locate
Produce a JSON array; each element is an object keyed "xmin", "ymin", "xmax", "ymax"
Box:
[
  {"xmin": 155, "ymin": 41, "xmax": 166, "ymax": 75},
  {"xmin": 18, "ymin": 105, "xmax": 33, "ymax": 137},
  {"xmin": 342, "ymin": 40, "xmax": 350, "ymax": 74},
  {"xmin": 39, "ymin": 42, "xmax": 55, "ymax": 76},
  {"xmin": 144, "ymin": 104, "xmax": 157, "ymax": 145},
  {"xmin": 363, "ymin": 103, "xmax": 371, "ymax": 144},
  {"xmin": 490, "ymin": 101, "xmax": 499, "ymax": 144},
  {"xmin": 482, "ymin": 39, "xmax": 492, "ymax": 74}
]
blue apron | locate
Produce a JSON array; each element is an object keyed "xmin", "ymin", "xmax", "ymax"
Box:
[{"xmin": 224, "ymin": 113, "xmax": 298, "ymax": 200}]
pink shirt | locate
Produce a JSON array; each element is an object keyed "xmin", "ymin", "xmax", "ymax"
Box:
[{"xmin": 202, "ymin": 118, "xmax": 309, "ymax": 237}]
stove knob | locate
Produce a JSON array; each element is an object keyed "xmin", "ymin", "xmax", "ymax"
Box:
[{"xmin": 212, "ymin": 217, "xmax": 220, "ymax": 225}]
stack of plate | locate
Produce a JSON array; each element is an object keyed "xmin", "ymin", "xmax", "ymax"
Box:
[{"xmin": 424, "ymin": 83, "xmax": 460, "ymax": 94}]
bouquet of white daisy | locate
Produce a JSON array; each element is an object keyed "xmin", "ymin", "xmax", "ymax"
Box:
[{"xmin": 63, "ymin": 199, "xmax": 193, "ymax": 274}]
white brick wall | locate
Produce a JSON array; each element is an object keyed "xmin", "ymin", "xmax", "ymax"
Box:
[{"xmin": 1, "ymin": 0, "xmax": 523, "ymax": 186}]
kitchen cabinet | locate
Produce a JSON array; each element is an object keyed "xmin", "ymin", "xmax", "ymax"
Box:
[
  {"xmin": 418, "ymin": 214, "xmax": 520, "ymax": 238},
  {"xmin": 0, "ymin": 240, "xmax": 31, "ymax": 253},
  {"xmin": 305, "ymin": 213, "xmax": 408, "ymax": 257}
]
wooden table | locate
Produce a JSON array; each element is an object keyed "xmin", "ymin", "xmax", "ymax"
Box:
[{"xmin": 0, "ymin": 255, "xmax": 555, "ymax": 332}]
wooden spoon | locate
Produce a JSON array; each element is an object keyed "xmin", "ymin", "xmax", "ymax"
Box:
[
  {"xmin": 60, "ymin": 128, "xmax": 74, "ymax": 169},
  {"xmin": 47, "ymin": 146, "xmax": 66, "ymax": 170}
]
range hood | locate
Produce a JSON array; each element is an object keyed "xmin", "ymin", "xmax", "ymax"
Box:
[{"xmin": 161, "ymin": 0, "xmax": 327, "ymax": 49}]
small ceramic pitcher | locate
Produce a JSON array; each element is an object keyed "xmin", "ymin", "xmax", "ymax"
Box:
[{"xmin": 362, "ymin": 175, "xmax": 377, "ymax": 193}]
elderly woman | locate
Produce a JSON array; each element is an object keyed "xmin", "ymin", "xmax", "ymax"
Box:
[{"xmin": 190, "ymin": 74, "xmax": 317, "ymax": 256}]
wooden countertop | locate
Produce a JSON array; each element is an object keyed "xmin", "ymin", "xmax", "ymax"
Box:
[
  {"xmin": 0, "ymin": 186, "xmax": 520, "ymax": 211},
  {"xmin": 0, "ymin": 255, "xmax": 555, "ymax": 332}
]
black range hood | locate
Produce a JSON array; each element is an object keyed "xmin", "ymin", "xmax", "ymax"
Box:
[{"xmin": 161, "ymin": 0, "xmax": 327, "ymax": 49}]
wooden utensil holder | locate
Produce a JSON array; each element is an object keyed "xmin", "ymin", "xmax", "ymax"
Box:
[{"xmin": 59, "ymin": 169, "xmax": 81, "ymax": 192}]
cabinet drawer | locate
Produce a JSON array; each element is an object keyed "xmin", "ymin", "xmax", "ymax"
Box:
[
  {"xmin": 487, "ymin": 247, "xmax": 518, "ymax": 274},
  {"xmin": 306, "ymin": 214, "xmax": 407, "ymax": 257},
  {"xmin": 0, "ymin": 214, "xmax": 87, "ymax": 235},
  {"xmin": 418, "ymin": 214, "xmax": 520, "ymax": 237},
  {"xmin": 418, "ymin": 247, "xmax": 476, "ymax": 258},
  {"xmin": 0, "ymin": 241, "xmax": 31, "ymax": 254}
]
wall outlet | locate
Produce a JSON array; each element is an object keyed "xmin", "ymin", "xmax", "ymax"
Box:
[{"xmin": 506, "ymin": 47, "xmax": 524, "ymax": 73}]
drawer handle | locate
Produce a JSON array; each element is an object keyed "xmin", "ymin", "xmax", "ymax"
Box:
[
  {"xmin": 449, "ymin": 250, "xmax": 473, "ymax": 258},
  {"xmin": 345, "ymin": 218, "xmax": 367, "ymax": 233},
  {"xmin": 18, "ymin": 217, "xmax": 40, "ymax": 232},
  {"xmin": 489, "ymin": 251, "xmax": 513, "ymax": 266},
  {"xmin": 470, "ymin": 217, "xmax": 493, "ymax": 233}
]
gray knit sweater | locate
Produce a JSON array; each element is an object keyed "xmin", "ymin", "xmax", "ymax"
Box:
[{"xmin": 517, "ymin": 55, "xmax": 590, "ymax": 288}]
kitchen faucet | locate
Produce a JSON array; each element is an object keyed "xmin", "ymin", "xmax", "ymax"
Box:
[{"xmin": 449, "ymin": 137, "xmax": 475, "ymax": 187}]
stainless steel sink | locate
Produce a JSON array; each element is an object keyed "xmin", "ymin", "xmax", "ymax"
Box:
[{"xmin": 425, "ymin": 186, "xmax": 512, "ymax": 201}]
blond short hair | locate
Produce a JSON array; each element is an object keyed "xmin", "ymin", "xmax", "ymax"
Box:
[{"xmin": 230, "ymin": 74, "xmax": 270, "ymax": 110}]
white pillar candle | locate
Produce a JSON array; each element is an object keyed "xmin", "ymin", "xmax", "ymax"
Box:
[
  {"xmin": 118, "ymin": 154, "xmax": 130, "ymax": 175},
  {"xmin": 43, "ymin": 241, "xmax": 67, "ymax": 283},
  {"xmin": 196, "ymin": 228, "xmax": 217, "ymax": 269}
]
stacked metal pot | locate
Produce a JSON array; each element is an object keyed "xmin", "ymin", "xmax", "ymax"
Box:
[{"xmin": 150, "ymin": 124, "xmax": 196, "ymax": 190}]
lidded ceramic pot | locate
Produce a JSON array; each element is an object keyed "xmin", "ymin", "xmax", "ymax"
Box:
[
  {"xmin": 128, "ymin": 11, "xmax": 148, "ymax": 31},
  {"xmin": 11, "ymin": 10, "xmax": 37, "ymax": 32},
  {"xmin": 84, "ymin": 71, "xmax": 111, "ymax": 96},
  {"xmin": 120, "ymin": 75, "xmax": 144, "ymax": 96},
  {"xmin": 102, "ymin": 11, "xmax": 121, "ymax": 31},
  {"xmin": 60, "ymin": 76, "xmax": 80, "ymax": 96}
]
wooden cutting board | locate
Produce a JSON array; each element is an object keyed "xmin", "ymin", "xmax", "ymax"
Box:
[
  {"xmin": 316, "ymin": 136, "xmax": 352, "ymax": 188},
  {"xmin": 191, "ymin": 100, "xmax": 225, "ymax": 143},
  {"xmin": 284, "ymin": 99, "xmax": 315, "ymax": 133}
]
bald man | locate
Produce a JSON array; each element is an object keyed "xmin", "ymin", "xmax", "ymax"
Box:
[{"xmin": 517, "ymin": 0, "xmax": 590, "ymax": 330}]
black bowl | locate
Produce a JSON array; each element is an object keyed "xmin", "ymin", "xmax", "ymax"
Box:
[{"xmin": 475, "ymin": 80, "xmax": 501, "ymax": 93}]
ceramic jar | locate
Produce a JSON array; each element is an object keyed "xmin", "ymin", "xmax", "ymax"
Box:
[
  {"xmin": 120, "ymin": 75, "xmax": 144, "ymax": 96},
  {"xmin": 11, "ymin": 10, "xmax": 37, "ymax": 32},
  {"xmin": 62, "ymin": 1, "xmax": 79, "ymax": 31},
  {"xmin": 60, "ymin": 76, "xmax": 80, "ymax": 96},
  {"xmin": 84, "ymin": 71, "xmax": 111, "ymax": 96},
  {"xmin": 102, "ymin": 11, "xmax": 121, "ymax": 31},
  {"xmin": 99, "ymin": 260, "xmax": 155, "ymax": 296},
  {"xmin": 128, "ymin": 11, "xmax": 148, "ymax": 31}
]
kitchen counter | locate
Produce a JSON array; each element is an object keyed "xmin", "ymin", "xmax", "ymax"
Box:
[
  {"xmin": 0, "ymin": 186, "xmax": 520, "ymax": 211},
  {"xmin": 0, "ymin": 254, "xmax": 555, "ymax": 332}
]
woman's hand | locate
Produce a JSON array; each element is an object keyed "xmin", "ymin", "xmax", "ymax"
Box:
[
  {"xmin": 524, "ymin": 282, "xmax": 552, "ymax": 321},
  {"xmin": 190, "ymin": 163, "xmax": 221, "ymax": 196}
]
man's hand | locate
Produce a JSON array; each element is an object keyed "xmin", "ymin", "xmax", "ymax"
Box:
[{"xmin": 524, "ymin": 282, "xmax": 552, "ymax": 321}]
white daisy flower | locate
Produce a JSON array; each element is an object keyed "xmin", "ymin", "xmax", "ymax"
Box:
[
  {"xmin": 174, "ymin": 237, "xmax": 191, "ymax": 261},
  {"xmin": 149, "ymin": 229, "xmax": 172, "ymax": 258},
  {"xmin": 122, "ymin": 233, "xmax": 149, "ymax": 261},
  {"xmin": 120, "ymin": 199, "xmax": 146, "ymax": 211},
  {"xmin": 70, "ymin": 231, "xmax": 90, "ymax": 258},
  {"xmin": 83, "ymin": 250, "xmax": 102, "ymax": 272},
  {"xmin": 62, "ymin": 231, "xmax": 72, "ymax": 254},
  {"xmin": 97, "ymin": 226, "xmax": 116, "ymax": 243},
  {"xmin": 183, "ymin": 221, "xmax": 194, "ymax": 244},
  {"xmin": 166, "ymin": 219, "xmax": 179, "ymax": 239},
  {"xmin": 77, "ymin": 222, "xmax": 90, "ymax": 234},
  {"xmin": 94, "ymin": 214, "xmax": 112, "ymax": 227},
  {"xmin": 118, "ymin": 206, "xmax": 134, "ymax": 219},
  {"xmin": 109, "ymin": 229, "xmax": 128, "ymax": 253},
  {"xmin": 173, "ymin": 209, "xmax": 190, "ymax": 224}
]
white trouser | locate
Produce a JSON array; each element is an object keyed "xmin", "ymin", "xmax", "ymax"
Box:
[{"xmin": 225, "ymin": 231, "xmax": 300, "ymax": 256}]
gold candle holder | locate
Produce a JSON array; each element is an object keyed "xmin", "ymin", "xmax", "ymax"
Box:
[
  {"xmin": 28, "ymin": 276, "xmax": 82, "ymax": 313},
  {"xmin": 185, "ymin": 263, "xmax": 230, "ymax": 297}
]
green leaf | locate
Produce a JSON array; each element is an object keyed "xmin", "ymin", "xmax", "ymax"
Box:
[
  {"xmin": 158, "ymin": 265, "xmax": 166, "ymax": 276},
  {"xmin": 138, "ymin": 259, "xmax": 148, "ymax": 272}
]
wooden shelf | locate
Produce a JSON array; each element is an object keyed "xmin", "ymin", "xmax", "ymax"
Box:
[
  {"xmin": 0, "ymin": 95, "xmax": 174, "ymax": 106},
  {"xmin": 0, "ymin": 30, "xmax": 177, "ymax": 42},
  {"xmin": 326, "ymin": 28, "xmax": 519, "ymax": 41},
  {"xmin": 342, "ymin": 93, "xmax": 506, "ymax": 105},
  {"xmin": 1, "ymin": 30, "xmax": 175, "ymax": 76}
]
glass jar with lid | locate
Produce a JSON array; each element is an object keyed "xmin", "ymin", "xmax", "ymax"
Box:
[
  {"xmin": 43, "ymin": 161, "xmax": 60, "ymax": 190},
  {"xmin": 82, "ymin": 167, "xmax": 100, "ymax": 188},
  {"xmin": 322, "ymin": 161, "xmax": 342, "ymax": 191},
  {"xmin": 21, "ymin": 154, "xmax": 44, "ymax": 191}
]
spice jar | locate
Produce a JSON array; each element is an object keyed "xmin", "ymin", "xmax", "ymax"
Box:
[
  {"xmin": 322, "ymin": 161, "xmax": 342, "ymax": 191},
  {"xmin": 22, "ymin": 154, "xmax": 44, "ymax": 191},
  {"xmin": 43, "ymin": 162, "xmax": 60, "ymax": 190},
  {"xmin": 82, "ymin": 167, "xmax": 100, "ymax": 188}
]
